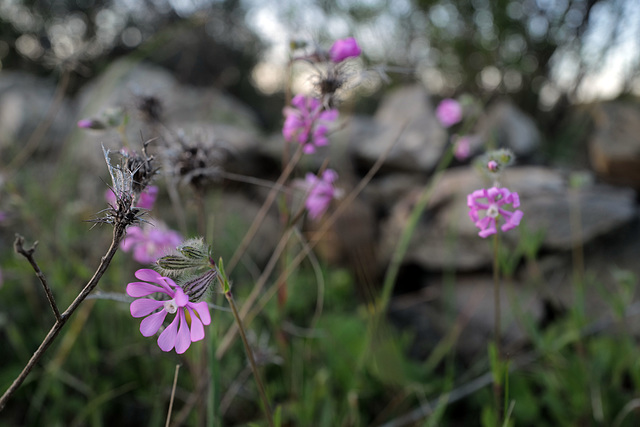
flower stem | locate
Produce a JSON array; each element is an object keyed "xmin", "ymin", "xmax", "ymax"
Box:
[
  {"xmin": 224, "ymin": 291, "xmax": 274, "ymax": 427},
  {"xmin": 492, "ymin": 231, "xmax": 502, "ymax": 426}
]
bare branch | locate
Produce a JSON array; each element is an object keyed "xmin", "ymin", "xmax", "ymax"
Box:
[{"xmin": 13, "ymin": 234, "xmax": 62, "ymax": 322}]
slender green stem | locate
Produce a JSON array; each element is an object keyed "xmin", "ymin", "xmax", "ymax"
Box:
[
  {"xmin": 225, "ymin": 291, "xmax": 274, "ymax": 427},
  {"xmin": 492, "ymin": 231, "xmax": 502, "ymax": 426}
]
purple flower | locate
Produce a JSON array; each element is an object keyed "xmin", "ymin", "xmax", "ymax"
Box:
[
  {"xmin": 329, "ymin": 37, "xmax": 361, "ymax": 63},
  {"xmin": 283, "ymin": 94, "xmax": 338, "ymax": 154},
  {"xmin": 453, "ymin": 136, "xmax": 471, "ymax": 161},
  {"xmin": 301, "ymin": 169, "xmax": 340, "ymax": 220},
  {"xmin": 106, "ymin": 185, "xmax": 158, "ymax": 210},
  {"xmin": 127, "ymin": 269, "xmax": 211, "ymax": 354},
  {"xmin": 436, "ymin": 98, "xmax": 463, "ymax": 128},
  {"xmin": 467, "ymin": 187, "xmax": 523, "ymax": 238},
  {"xmin": 121, "ymin": 221, "xmax": 182, "ymax": 264},
  {"xmin": 77, "ymin": 119, "xmax": 93, "ymax": 128}
]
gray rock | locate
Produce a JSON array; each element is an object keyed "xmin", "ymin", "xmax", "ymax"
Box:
[
  {"xmin": 379, "ymin": 166, "xmax": 637, "ymax": 271},
  {"xmin": 349, "ymin": 84, "xmax": 448, "ymax": 173},
  {"xmin": 476, "ymin": 101, "xmax": 542, "ymax": 158},
  {"xmin": 0, "ymin": 72, "xmax": 75, "ymax": 152},
  {"xmin": 589, "ymin": 101, "xmax": 640, "ymax": 189}
]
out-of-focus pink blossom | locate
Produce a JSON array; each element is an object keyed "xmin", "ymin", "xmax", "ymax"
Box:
[
  {"xmin": 121, "ymin": 221, "xmax": 182, "ymax": 264},
  {"xmin": 467, "ymin": 187, "xmax": 523, "ymax": 238},
  {"xmin": 329, "ymin": 37, "xmax": 361, "ymax": 62},
  {"xmin": 436, "ymin": 98, "xmax": 463, "ymax": 128},
  {"xmin": 283, "ymin": 94, "xmax": 338, "ymax": 154},
  {"xmin": 106, "ymin": 185, "xmax": 158, "ymax": 210},
  {"xmin": 300, "ymin": 169, "xmax": 340, "ymax": 220},
  {"xmin": 487, "ymin": 160, "xmax": 499, "ymax": 172},
  {"xmin": 77, "ymin": 119, "xmax": 93, "ymax": 128},
  {"xmin": 126, "ymin": 269, "xmax": 211, "ymax": 354},
  {"xmin": 454, "ymin": 136, "xmax": 471, "ymax": 161}
]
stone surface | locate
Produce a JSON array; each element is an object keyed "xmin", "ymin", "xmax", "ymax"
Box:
[
  {"xmin": 476, "ymin": 100, "xmax": 542, "ymax": 159},
  {"xmin": 0, "ymin": 72, "xmax": 75, "ymax": 152},
  {"xmin": 349, "ymin": 84, "xmax": 448, "ymax": 173},
  {"xmin": 588, "ymin": 101, "xmax": 640, "ymax": 189},
  {"xmin": 379, "ymin": 166, "xmax": 638, "ymax": 271}
]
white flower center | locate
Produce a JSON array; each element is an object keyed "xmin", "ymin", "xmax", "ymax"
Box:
[
  {"xmin": 163, "ymin": 299, "xmax": 178, "ymax": 314},
  {"xmin": 486, "ymin": 203, "xmax": 499, "ymax": 218}
]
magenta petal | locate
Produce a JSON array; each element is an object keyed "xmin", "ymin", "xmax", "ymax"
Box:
[
  {"xmin": 127, "ymin": 282, "xmax": 168, "ymax": 297},
  {"xmin": 190, "ymin": 301, "xmax": 211, "ymax": 325},
  {"xmin": 173, "ymin": 288, "xmax": 189, "ymax": 307},
  {"xmin": 130, "ymin": 298, "xmax": 164, "ymax": 317},
  {"xmin": 188, "ymin": 308, "xmax": 205, "ymax": 342},
  {"xmin": 140, "ymin": 310, "xmax": 168, "ymax": 337},
  {"xmin": 174, "ymin": 311, "xmax": 191, "ymax": 354},
  {"xmin": 135, "ymin": 269, "xmax": 163, "ymax": 283},
  {"xmin": 157, "ymin": 314, "xmax": 179, "ymax": 352}
]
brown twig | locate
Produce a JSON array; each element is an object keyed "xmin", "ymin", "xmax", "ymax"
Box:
[
  {"xmin": 13, "ymin": 235, "xmax": 62, "ymax": 322},
  {"xmin": 0, "ymin": 223, "xmax": 127, "ymax": 411}
]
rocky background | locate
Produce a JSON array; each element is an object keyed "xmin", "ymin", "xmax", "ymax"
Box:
[{"xmin": 2, "ymin": 59, "xmax": 639, "ymax": 360}]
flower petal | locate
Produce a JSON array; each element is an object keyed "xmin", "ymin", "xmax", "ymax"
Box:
[
  {"xmin": 126, "ymin": 282, "xmax": 168, "ymax": 297},
  {"xmin": 139, "ymin": 310, "xmax": 168, "ymax": 337},
  {"xmin": 174, "ymin": 311, "xmax": 191, "ymax": 354},
  {"xmin": 187, "ymin": 307, "xmax": 205, "ymax": 342},
  {"xmin": 130, "ymin": 298, "xmax": 164, "ymax": 318},
  {"xmin": 190, "ymin": 301, "xmax": 211, "ymax": 325},
  {"xmin": 157, "ymin": 314, "xmax": 179, "ymax": 352},
  {"xmin": 135, "ymin": 269, "xmax": 164, "ymax": 283}
]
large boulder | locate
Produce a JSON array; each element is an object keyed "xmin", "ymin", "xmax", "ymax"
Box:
[
  {"xmin": 589, "ymin": 100, "xmax": 640, "ymax": 189},
  {"xmin": 379, "ymin": 166, "xmax": 637, "ymax": 271},
  {"xmin": 349, "ymin": 84, "xmax": 448, "ymax": 173}
]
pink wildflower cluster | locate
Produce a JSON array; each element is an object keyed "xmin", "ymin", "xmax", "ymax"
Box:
[
  {"xmin": 300, "ymin": 169, "xmax": 340, "ymax": 220},
  {"xmin": 467, "ymin": 187, "xmax": 523, "ymax": 238},
  {"xmin": 283, "ymin": 94, "xmax": 338, "ymax": 154},
  {"xmin": 127, "ymin": 269, "xmax": 211, "ymax": 354},
  {"xmin": 121, "ymin": 221, "xmax": 182, "ymax": 264}
]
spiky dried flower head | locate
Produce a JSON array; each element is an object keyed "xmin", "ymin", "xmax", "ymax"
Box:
[
  {"xmin": 170, "ymin": 128, "xmax": 229, "ymax": 191},
  {"xmin": 124, "ymin": 139, "xmax": 157, "ymax": 194},
  {"xmin": 91, "ymin": 145, "xmax": 146, "ymax": 228}
]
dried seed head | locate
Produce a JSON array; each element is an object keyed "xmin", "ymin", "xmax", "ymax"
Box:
[{"xmin": 171, "ymin": 129, "xmax": 228, "ymax": 191}]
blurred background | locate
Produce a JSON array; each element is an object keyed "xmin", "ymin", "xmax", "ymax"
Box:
[{"xmin": 2, "ymin": 0, "xmax": 640, "ymax": 426}]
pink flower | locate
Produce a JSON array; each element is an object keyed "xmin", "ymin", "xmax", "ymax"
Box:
[
  {"xmin": 487, "ymin": 160, "xmax": 499, "ymax": 172},
  {"xmin": 454, "ymin": 136, "xmax": 471, "ymax": 161},
  {"xmin": 106, "ymin": 185, "xmax": 158, "ymax": 210},
  {"xmin": 127, "ymin": 269, "xmax": 211, "ymax": 354},
  {"xmin": 301, "ymin": 169, "xmax": 340, "ymax": 220},
  {"xmin": 283, "ymin": 94, "xmax": 338, "ymax": 154},
  {"xmin": 467, "ymin": 187, "xmax": 523, "ymax": 238},
  {"xmin": 121, "ymin": 221, "xmax": 182, "ymax": 264},
  {"xmin": 436, "ymin": 98, "xmax": 463, "ymax": 128},
  {"xmin": 329, "ymin": 37, "xmax": 361, "ymax": 62},
  {"xmin": 77, "ymin": 119, "xmax": 93, "ymax": 128}
]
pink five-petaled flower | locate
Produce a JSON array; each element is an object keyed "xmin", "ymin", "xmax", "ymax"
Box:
[
  {"xmin": 283, "ymin": 94, "xmax": 338, "ymax": 154},
  {"xmin": 302, "ymin": 169, "xmax": 340, "ymax": 220},
  {"xmin": 436, "ymin": 98, "xmax": 463, "ymax": 128},
  {"xmin": 121, "ymin": 221, "xmax": 182, "ymax": 264},
  {"xmin": 329, "ymin": 37, "xmax": 361, "ymax": 63},
  {"xmin": 127, "ymin": 269, "xmax": 211, "ymax": 354},
  {"xmin": 467, "ymin": 187, "xmax": 523, "ymax": 238}
]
